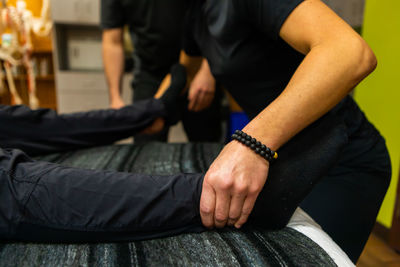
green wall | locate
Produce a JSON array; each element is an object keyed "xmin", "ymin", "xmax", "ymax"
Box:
[{"xmin": 354, "ymin": 0, "xmax": 400, "ymax": 228}]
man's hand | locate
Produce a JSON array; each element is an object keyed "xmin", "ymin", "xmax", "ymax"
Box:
[
  {"xmin": 188, "ymin": 60, "xmax": 216, "ymax": 112},
  {"xmin": 110, "ymin": 96, "xmax": 125, "ymax": 109},
  {"xmin": 200, "ymin": 141, "xmax": 269, "ymax": 229}
]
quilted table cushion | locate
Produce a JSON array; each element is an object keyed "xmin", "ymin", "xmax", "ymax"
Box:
[{"xmin": 0, "ymin": 143, "xmax": 337, "ymax": 266}]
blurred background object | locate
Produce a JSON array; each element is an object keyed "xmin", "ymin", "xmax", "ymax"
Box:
[{"xmin": 0, "ymin": 0, "xmax": 55, "ymax": 110}]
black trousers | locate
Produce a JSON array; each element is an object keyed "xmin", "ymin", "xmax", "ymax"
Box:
[
  {"xmin": 132, "ymin": 71, "xmax": 223, "ymax": 143},
  {"xmin": 0, "ymin": 97, "xmax": 390, "ymax": 264},
  {"xmin": 300, "ymin": 115, "xmax": 391, "ymax": 262},
  {"xmin": 0, "ymin": 99, "xmax": 206, "ymax": 242}
]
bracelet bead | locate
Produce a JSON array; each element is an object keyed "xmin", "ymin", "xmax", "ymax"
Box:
[{"xmin": 231, "ymin": 130, "xmax": 278, "ymax": 163}]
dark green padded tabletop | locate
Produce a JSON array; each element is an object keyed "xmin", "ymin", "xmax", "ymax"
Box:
[{"xmin": 0, "ymin": 143, "xmax": 337, "ymax": 266}]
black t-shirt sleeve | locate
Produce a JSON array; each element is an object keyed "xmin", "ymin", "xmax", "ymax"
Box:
[
  {"xmin": 101, "ymin": 0, "xmax": 125, "ymax": 29},
  {"xmin": 236, "ymin": 0, "xmax": 304, "ymax": 40}
]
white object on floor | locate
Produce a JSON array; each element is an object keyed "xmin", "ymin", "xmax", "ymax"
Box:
[{"xmin": 288, "ymin": 208, "xmax": 355, "ymax": 267}]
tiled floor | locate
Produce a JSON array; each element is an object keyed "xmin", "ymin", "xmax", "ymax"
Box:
[{"xmin": 357, "ymin": 234, "xmax": 400, "ymax": 267}]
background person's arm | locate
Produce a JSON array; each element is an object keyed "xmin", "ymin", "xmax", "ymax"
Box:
[
  {"xmin": 102, "ymin": 28, "xmax": 125, "ymax": 109},
  {"xmin": 200, "ymin": 0, "xmax": 377, "ymax": 229}
]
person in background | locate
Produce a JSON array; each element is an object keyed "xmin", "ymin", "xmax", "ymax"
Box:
[{"xmin": 101, "ymin": 0, "xmax": 223, "ymax": 144}]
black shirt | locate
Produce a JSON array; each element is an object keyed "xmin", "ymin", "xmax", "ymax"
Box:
[
  {"xmin": 101, "ymin": 0, "xmax": 187, "ymax": 78},
  {"xmin": 184, "ymin": 0, "xmax": 304, "ymax": 119},
  {"xmin": 184, "ymin": 0, "xmax": 380, "ymax": 164}
]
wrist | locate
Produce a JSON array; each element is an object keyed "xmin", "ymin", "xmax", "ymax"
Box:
[
  {"xmin": 230, "ymin": 141, "xmax": 270, "ymax": 168},
  {"xmin": 242, "ymin": 124, "xmax": 282, "ymax": 152},
  {"xmin": 232, "ymin": 130, "xmax": 278, "ymax": 163},
  {"xmin": 198, "ymin": 60, "xmax": 215, "ymax": 83}
]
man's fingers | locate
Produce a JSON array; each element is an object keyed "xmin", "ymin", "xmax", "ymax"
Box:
[
  {"xmin": 193, "ymin": 90, "xmax": 215, "ymax": 111},
  {"xmin": 188, "ymin": 89, "xmax": 199, "ymax": 111},
  {"xmin": 214, "ymin": 189, "xmax": 231, "ymax": 228},
  {"xmin": 228, "ymin": 193, "xmax": 246, "ymax": 226},
  {"xmin": 188, "ymin": 96, "xmax": 198, "ymax": 111},
  {"xmin": 193, "ymin": 90, "xmax": 208, "ymax": 111},
  {"xmin": 201, "ymin": 91, "xmax": 214, "ymax": 110},
  {"xmin": 188, "ymin": 84, "xmax": 197, "ymax": 100},
  {"xmin": 200, "ymin": 182, "xmax": 216, "ymax": 229},
  {"xmin": 234, "ymin": 193, "xmax": 259, "ymax": 229},
  {"xmin": 197, "ymin": 91, "xmax": 214, "ymax": 111},
  {"xmin": 188, "ymin": 87, "xmax": 215, "ymax": 111}
]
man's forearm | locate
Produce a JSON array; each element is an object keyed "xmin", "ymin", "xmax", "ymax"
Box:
[
  {"xmin": 102, "ymin": 33, "xmax": 125, "ymax": 105},
  {"xmin": 243, "ymin": 0, "xmax": 376, "ymax": 151},
  {"xmin": 243, "ymin": 36, "xmax": 376, "ymax": 152},
  {"xmin": 179, "ymin": 51, "xmax": 203, "ymax": 84}
]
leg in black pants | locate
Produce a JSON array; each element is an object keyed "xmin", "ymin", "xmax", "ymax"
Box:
[
  {"xmin": 0, "ymin": 147, "xmax": 205, "ymax": 242},
  {"xmin": 0, "ymin": 98, "xmax": 166, "ymax": 156}
]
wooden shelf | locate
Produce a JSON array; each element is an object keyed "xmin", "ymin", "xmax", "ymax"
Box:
[
  {"xmin": 32, "ymin": 49, "xmax": 53, "ymax": 54},
  {"xmin": 37, "ymin": 75, "xmax": 54, "ymax": 81}
]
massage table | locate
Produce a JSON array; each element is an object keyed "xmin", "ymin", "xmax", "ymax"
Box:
[{"xmin": 0, "ymin": 143, "xmax": 354, "ymax": 266}]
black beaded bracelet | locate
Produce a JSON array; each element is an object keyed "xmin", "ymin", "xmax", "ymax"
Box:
[{"xmin": 231, "ymin": 130, "xmax": 278, "ymax": 163}]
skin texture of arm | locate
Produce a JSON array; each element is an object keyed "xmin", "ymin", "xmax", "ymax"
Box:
[
  {"xmin": 200, "ymin": 0, "xmax": 377, "ymax": 229},
  {"xmin": 102, "ymin": 28, "xmax": 125, "ymax": 109}
]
